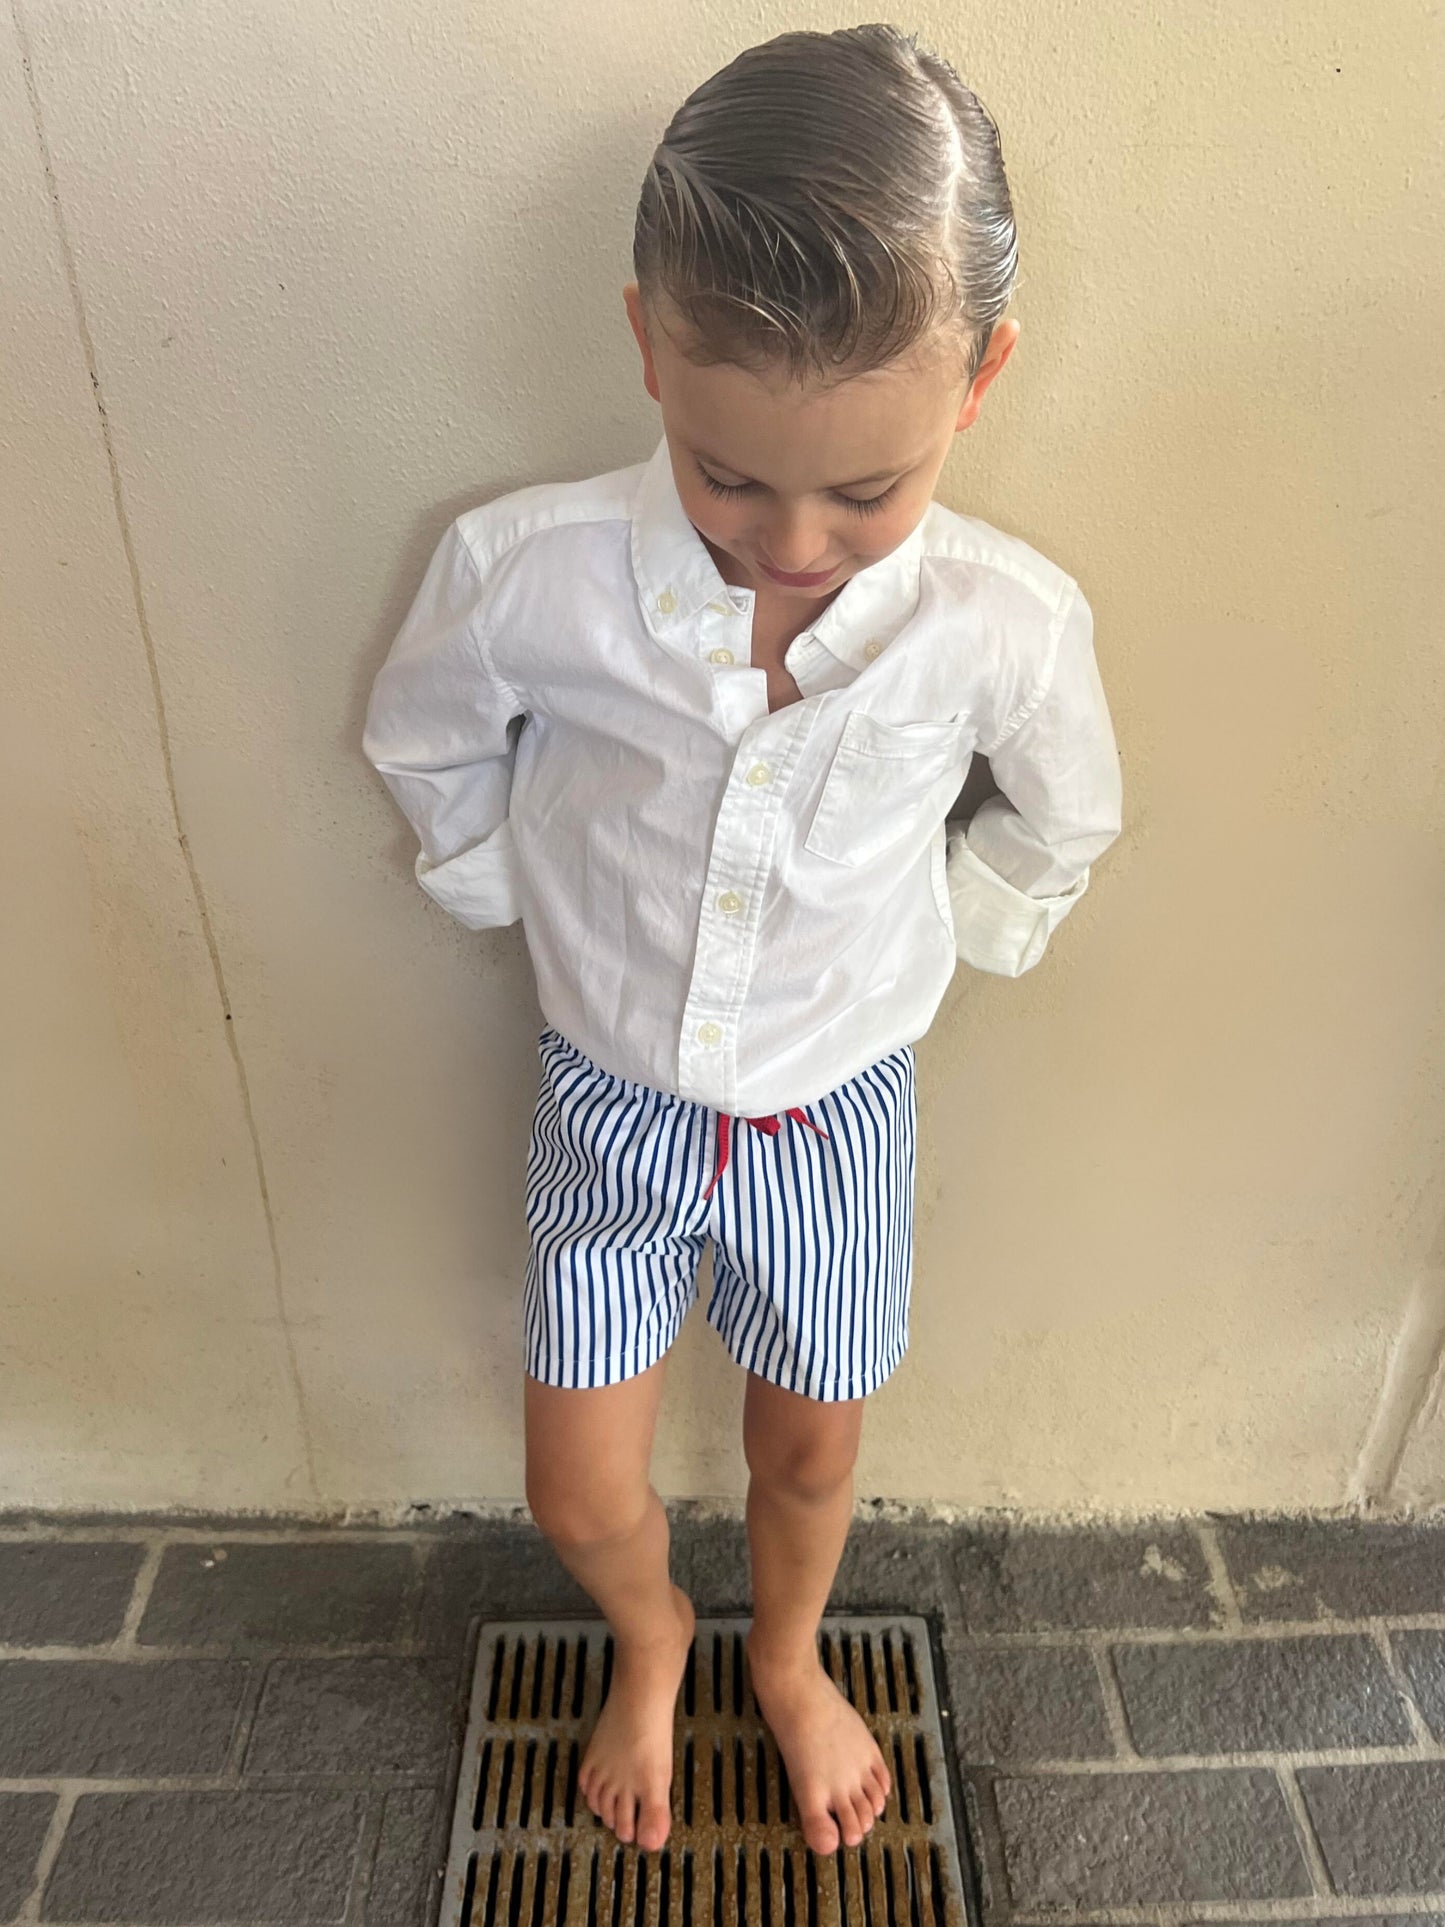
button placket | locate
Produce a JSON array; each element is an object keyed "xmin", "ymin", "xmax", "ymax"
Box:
[
  {"xmin": 701, "ymin": 591, "xmax": 752, "ymax": 673},
  {"xmin": 677, "ymin": 710, "xmax": 802, "ymax": 1110}
]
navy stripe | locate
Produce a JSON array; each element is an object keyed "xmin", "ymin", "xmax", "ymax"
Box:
[{"xmin": 521, "ymin": 1027, "xmax": 916, "ymax": 1398}]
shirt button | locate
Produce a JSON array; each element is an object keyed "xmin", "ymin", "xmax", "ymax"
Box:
[
  {"xmin": 709, "ymin": 647, "xmax": 735, "ymax": 665},
  {"xmin": 706, "ymin": 599, "xmax": 729, "ymax": 614},
  {"xmin": 657, "ymin": 589, "xmax": 678, "ymax": 614},
  {"xmin": 864, "ymin": 637, "xmax": 885, "ymax": 660},
  {"xmin": 697, "ymin": 1021, "xmax": 723, "ymax": 1046},
  {"xmin": 717, "ymin": 891, "xmax": 744, "ymax": 915},
  {"xmin": 745, "ymin": 763, "xmax": 773, "ymax": 786}
]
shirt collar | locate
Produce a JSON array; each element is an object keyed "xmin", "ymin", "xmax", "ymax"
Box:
[{"xmin": 630, "ymin": 432, "xmax": 927, "ymax": 675}]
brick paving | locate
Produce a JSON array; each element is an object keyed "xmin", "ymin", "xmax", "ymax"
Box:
[{"xmin": 0, "ymin": 1510, "xmax": 1441, "ymax": 1923}]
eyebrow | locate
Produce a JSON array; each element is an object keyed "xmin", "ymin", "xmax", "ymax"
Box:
[{"xmin": 691, "ymin": 447, "xmax": 913, "ymax": 490}]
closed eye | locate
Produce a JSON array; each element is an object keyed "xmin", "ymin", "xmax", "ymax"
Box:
[{"xmin": 696, "ymin": 465, "xmax": 898, "ymax": 518}]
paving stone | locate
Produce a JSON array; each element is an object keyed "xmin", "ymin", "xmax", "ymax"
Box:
[
  {"xmin": 1299, "ymin": 1762, "xmax": 1445, "ymax": 1893},
  {"xmin": 0, "ymin": 1794, "xmax": 56, "ymax": 1922},
  {"xmin": 952, "ymin": 1523, "xmax": 1219, "ymax": 1633},
  {"xmin": 957, "ymin": 1769, "xmax": 1011, "ymax": 1923},
  {"xmin": 0, "ymin": 1541, "xmax": 145, "ymax": 1647},
  {"xmin": 1113, "ymin": 1634, "xmax": 1414, "ymax": 1754},
  {"xmin": 365, "ymin": 1788, "xmax": 446, "ymax": 1927},
  {"xmin": 0, "ymin": 1659, "xmax": 248, "ymax": 1777},
  {"xmin": 670, "ymin": 1512, "xmax": 750, "ymax": 1612},
  {"xmin": 417, "ymin": 1526, "xmax": 591, "ymax": 1652},
  {"xmin": 995, "ymin": 1768, "xmax": 1311, "ymax": 1905},
  {"xmin": 831, "ymin": 1514, "xmax": 955, "ymax": 1613},
  {"xmin": 245, "ymin": 1659, "xmax": 458, "ymax": 1777},
  {"xmin": 1218, "ymin": 1519, "xmax": 1445, "ymax": 1621},
  {"xmin": 138, "ymin": 1540, "xmax": 413, "ymax": 1649},
  {"xmin": 41, "ymin": 1789, "xmax": 367, "ymax": 1922},
  {"xmin": 1390, "ymin": 1629, "xmax": 1445, "ymax": 1740},
  {"xmin": 942, "ymin": 1642, "xmax": 1113, "ymax": 1762}
]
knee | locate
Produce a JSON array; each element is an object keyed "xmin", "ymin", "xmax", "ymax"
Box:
[
  {"xmin": 745, "ymin": 1423, "xmax": 858, "ymax": 1507},
  {"xmin": 525, "ymin": 1463, "xmax": 648, "ymax": 1554}
]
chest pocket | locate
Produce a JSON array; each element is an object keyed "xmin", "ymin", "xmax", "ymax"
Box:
[{"xmin": 804, "ymin": 710, "xmax": 969, "ymax": 867}]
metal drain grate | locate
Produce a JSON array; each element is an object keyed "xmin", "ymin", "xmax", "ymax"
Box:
[{"xmin": 440, "ymin": 1616, "xmax": 972, "ymax": 1927}]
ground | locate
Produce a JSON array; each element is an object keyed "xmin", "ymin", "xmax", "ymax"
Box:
[{"xmin": 0, "ymin": 1507, "xmax": 1443, "ymax": 1922}]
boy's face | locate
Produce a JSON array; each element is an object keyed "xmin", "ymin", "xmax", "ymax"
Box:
[{"xmin": 624, "ymin": 282, "xmax": 1018, "ymax": 602}]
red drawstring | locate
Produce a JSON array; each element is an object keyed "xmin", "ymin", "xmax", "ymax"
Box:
[{"xmin": 701, "ymin": 1107, "xmax": 830, "ymax": 1202}]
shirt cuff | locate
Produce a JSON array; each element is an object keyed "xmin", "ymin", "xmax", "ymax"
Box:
[
  {"xmin": 946, "ymin": 828, "xmax": 1090, "ymax": 977},
  {"xmin": 414, "ymin": 819, "xmax": 523, "ymax": 929}
]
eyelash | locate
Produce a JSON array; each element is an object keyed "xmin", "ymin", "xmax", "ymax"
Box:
[{"xmin": 697, "ymin": 469, "xmax": 898, "ymax": 517}]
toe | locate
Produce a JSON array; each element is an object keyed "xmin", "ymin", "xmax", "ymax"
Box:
[
  {"xmin": 802, "ymin": 1799, "xmax": 840, "ymax": 1855},
  {"xmin": 851, "ymin": 1791, "xmax": 876, "ymax": 1839},
  {"xmin": 637, "ymin": 1793, "xmax": 671, "ymax": 1853},
  {"xmin": 614, "ymin": 1793, "xmax": 637, "ymax": 1845},
  {"xmin": 836, "ymin": 1795, "xmax": 863, "ymax": 1849}
]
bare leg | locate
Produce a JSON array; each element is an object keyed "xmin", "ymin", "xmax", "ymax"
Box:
[
  {"xmin": 742, "ymin": 1373, "xmax": 891, "ymax": 1854},
  {"xmin": 524, "ymin": 1361, "xmax": 694, "ymax": 1852}
]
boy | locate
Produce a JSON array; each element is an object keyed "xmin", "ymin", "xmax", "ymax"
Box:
[{"xmin": 363, "ymin": 23, "xmax": 1122, "ymax": 1859}]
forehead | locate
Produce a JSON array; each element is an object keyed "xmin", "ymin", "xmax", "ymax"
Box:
[{"xmin": 651, "ymin": 314, "xmax": 961, "ymax": 485}]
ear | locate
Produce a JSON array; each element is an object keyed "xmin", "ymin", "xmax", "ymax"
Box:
[
  {"xmin": 623, "ymin": 282, "xmax": 662, "ymax": 405},
  {"xmin": 954, "ymin": 318, "xmax": 1020, "ymax": 431}
]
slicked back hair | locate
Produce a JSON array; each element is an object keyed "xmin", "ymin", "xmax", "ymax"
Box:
[{"xmin": 632, "ymin": 23, "xmax": 1019, "ymax": 392}]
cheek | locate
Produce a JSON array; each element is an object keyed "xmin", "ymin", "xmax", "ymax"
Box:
[
  {"xmin": 681, "ymin": 485, "xmax": 746, "ymax": 542},
  {"xmin": 888, "ymin": 487, "xmax": 938, "ymax": 542},
  {"xmin": 846, "ymin": 505, "xmax": 916, "ymax": 560}
]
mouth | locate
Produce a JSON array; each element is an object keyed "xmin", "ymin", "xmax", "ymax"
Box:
[{"xmin": 758, "ymin": 557, "xmax": 839, "ymax": 588}]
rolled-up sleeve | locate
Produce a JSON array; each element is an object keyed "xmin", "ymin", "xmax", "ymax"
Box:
[
  {"xmin": 362, "ymin": 519, "xmax": 528, "ymax": 930},
  {"xmin": 947, "ymin": 581, "xmax": 1122, "ymax": 976}
]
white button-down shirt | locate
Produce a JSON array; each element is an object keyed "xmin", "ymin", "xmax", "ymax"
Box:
[{"xmin": 362, "ymin": 433, "xmax": 1123, "ymax": 1115}]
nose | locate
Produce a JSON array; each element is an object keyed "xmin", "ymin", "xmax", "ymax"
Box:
[{"xmin": 762, "ymin": 509, "xmax": 832, "ymax": 574}]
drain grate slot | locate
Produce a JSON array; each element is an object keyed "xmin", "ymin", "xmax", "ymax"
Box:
[{"xmin": 441, "ymin": 1617, "xmax": 973, "ymax": 1926}]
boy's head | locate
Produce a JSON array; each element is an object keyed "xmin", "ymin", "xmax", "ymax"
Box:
[{"xmin": 625, "ymin": 23, "xmax": 1021, "ymax": 601}]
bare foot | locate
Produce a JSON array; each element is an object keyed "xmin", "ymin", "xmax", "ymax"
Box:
[
  {"xmin": 747, "ymin": 1636, "xmax": 892, "ymax": 1854},
  {"xmin": 579, "ymin": 1585, "xmax": 695, "ymax": 1851}
]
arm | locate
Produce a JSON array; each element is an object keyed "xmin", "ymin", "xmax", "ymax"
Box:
[
  {"xmin": 946, "ymin": 581, "xmax": 1122, "ymax": 976},
  {"xmin": 362, "ymin": 519, "xmax": 528, "ymax": 930}
]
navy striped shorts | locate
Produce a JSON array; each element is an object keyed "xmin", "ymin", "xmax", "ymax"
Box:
[{"xmin": 522, "ymin": 1026, "xmax": 917, "ymax": 1401}]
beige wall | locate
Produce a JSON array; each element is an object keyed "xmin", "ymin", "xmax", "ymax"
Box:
[{"xmin": 4, "ymin": 0, "xmax": 1442, "ymax": 1518}]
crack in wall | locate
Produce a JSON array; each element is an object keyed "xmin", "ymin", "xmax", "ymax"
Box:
[{"xmin": 13, "ymin": 0, "xmax": 320, "ymax": 1504}]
